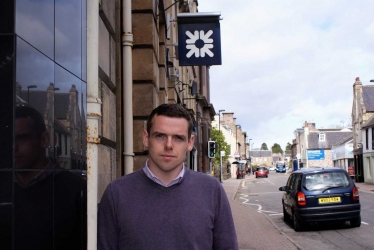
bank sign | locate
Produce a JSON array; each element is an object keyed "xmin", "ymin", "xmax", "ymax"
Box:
[
  {"xmin": 307, "ymin": 150, "xmax": 325, "ymax": 160},
  {"xmin": 177, "ymin": 13, "xmax": 222, "ymax": 66}
]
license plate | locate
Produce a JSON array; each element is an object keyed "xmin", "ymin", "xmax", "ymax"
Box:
[{"xmin": 318, "ymin": 197, "xmax": 341, "ymax": 204}]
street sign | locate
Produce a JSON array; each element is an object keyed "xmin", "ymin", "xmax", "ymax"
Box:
[
  {"xmin": 307, "ymin": 150, "xmax": 325, "ymax": 160},
  {"xmin": 220, "ymin": 150, "xmax": 225, "ymax": 156},
  {"xmin": 234, "ymin": 151, "xmax": 240, "ymax": 158},
  {"xmin": 177, "ymin": 13, "xmax": 222, "ymax": 66}
]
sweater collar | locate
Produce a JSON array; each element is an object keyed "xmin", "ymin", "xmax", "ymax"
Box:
[{"xmin": 143, "ymin": 159, "xmax": 185, "ymax": 187}]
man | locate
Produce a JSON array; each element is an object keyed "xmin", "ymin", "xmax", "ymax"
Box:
[
  {"xmin": 98, "ymin": 104, "xmax": 238, "ymax": 250},
  {"xmin": 0, "ymin": 106, "xmax": 86, "ymax": 250}
]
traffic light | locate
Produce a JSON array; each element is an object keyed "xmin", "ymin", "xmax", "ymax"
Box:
[{"xmin": 208, "ymin": 141, "xmax": 216, "ymax": 158}]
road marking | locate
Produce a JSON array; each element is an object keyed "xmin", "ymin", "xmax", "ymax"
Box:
[
  {"xmin": 241, "ymin": 181, "xmax": 246, "ymax": 188},
  {"xmin": 269, "ymin": 213, "xmax": 283, "ymax": 216},
  {"xmin": 239, "ymin": 194, "xmax": 262, "ymax": 210},
  {"xmin": 362, "ymin": 222, "xmax": 369, "ymax": 225},
  {"xmin": 264, "ymin": 178, "xmax": 275, "ymax": 185},
  {"xmin": 238, "ymin": 194, "xmax": 284, "ymax": 215}
]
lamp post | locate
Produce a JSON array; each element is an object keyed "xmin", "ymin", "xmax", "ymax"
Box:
[
  {"xmin": 218, "ymin": 109, "xmax": 225, "ymax": 183},
  {"xmin": 248, "ymin": 138, "xmax": 252, "ymax": 175},
  {"xmin": 235, "ymin": 124, "xmax": 241, "ymax": 153},
  {"xmin": 27, "ymin": 85, "xmax": 37, "ymax": 106}
]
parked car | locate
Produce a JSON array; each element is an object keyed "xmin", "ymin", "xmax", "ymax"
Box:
[
  {"xmin": 276, "ymin": 165, "xmax": 286, "ymax": 173},
  {"xmin": 279, "ymin": 167, "xmax": 360, "ymax": 231},
  {"xmin": 269, "ymin": 166, "xmax": 276, "ymax": 171},
  {"xmin": 255, "ymin": 167, "xmax": 268, "ymax": 178}
]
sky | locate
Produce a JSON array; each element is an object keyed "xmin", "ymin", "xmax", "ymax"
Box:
[{"xmin": 197, "ymin": 0, "xmax": 374, "ymax": 150}]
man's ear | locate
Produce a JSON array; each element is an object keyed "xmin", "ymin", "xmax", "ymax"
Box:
[
  {"xmin": 187, "ymin": 135, "xmax": 195, "ymax": 151},
  {"xmin": 142, "ymin": 130, "xmax": 149, "ymax": 150},
  {"xmin": 40, "ymin": 131, "xmax": 50, "ymax": 149}
]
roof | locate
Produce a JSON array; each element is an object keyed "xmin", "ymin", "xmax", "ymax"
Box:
[
  {"xmin": 308, "ymin": 131, "xmax": 352, "ymax": 149},
  {"xmin": 362, "ymin": 86, "xmax": 374, "ymax": 112},
  {"xmin": 332, "ymin": 135, "xmax": 353, "ymax": 147},
  {"xmin": 250, "ymin": 150, "xmax": 272, "ymax": 157},
  {"xmin": 362, "ymin": 114, "xmax": 374, "ymax": 128}
]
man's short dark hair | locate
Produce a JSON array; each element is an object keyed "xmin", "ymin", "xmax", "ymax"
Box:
[
  {"xmin": 15, "ymin": 105, "xmax": 46, "ymax": 139},
  {"xmin": 147, "ymin": 104, "xmax": 193, "ymax": 138}
]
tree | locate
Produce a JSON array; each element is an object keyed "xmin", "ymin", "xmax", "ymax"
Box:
[
  {"xmin": 271, "ymin": 143, "xmax": 283, "ymax": 154},
  {"xmin": 261, "ymin": 143, "xmax": 268, "ymax": 150},
  {"xmin": 210, "ymin": 127, "xmax": 230, "ymax": 169},
  {"xmin": 285, "ymin": 142, "xmax": 292, "ymax": 154}
]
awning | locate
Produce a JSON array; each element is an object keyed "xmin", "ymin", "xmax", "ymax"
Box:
[{"xmin": 232, "ymin": 160, "xmax": 247, "ymax": 164}]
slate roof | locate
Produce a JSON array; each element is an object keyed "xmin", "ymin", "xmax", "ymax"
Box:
[
  {"xmin": 249, "ymin": 150, "xmax": 272, "ymax": 157},
  {"xmin": 363, "ymin": 114, "xmax": 374, "ymax": 128},
  {"xmin": 332, "ymin": 135, "xmax": 353, "ymax": 147},
  {"xmin": 362, "ymin": 86, "xmax": 374, "ymax": 112},
  {"xmin": 308, "ymin": 131, "xmax": 352, "ymax": 149}
]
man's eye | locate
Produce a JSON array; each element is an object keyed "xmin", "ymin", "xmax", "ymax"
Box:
[
  {"xmin": 174, "ymin": 136, "xmax": 183, "ymax": 141},
  {"xmin": 156, "ymin": 134, "xmax": 165, "ymax": 138}
]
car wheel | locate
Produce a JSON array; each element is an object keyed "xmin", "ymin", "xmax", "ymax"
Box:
[
  {"xmin": 350, "ymin": 216, "xmax": 361, "ymax": 228},
  {"xmin": 293, "ymin": 211, "xmax": 302, "ymax": 231},
  {"xmin": 283, "ymin": 203, "xmax": 290, "ymax": 222}
]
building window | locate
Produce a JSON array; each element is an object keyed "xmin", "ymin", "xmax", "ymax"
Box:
[
  {"xmin": 372, "ymin": 127, "xmax": 374, "ymax": 150},
  {"xmin": 319, "ymin": 133, "xmax": 325, "ymax": 141},
  {"xmin": 366, "ymin": 128, "xmax": 369, "ymax": 150}
]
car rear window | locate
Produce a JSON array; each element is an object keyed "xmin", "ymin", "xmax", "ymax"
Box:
[
  {"xmin": 257, "ymin": 167, "xmax": 266, "ymax": 171},
  {"xmin": 303, "ymin": 171, "xmax": 350, "ymax": 191}
]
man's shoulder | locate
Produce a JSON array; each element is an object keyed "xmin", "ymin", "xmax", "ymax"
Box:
[
  {"xmin": 110, "ymin": 168, "xmax": 145, "ymax": 188},
  {"xmin": 185, "ymin": 168, "xmax": 220, "ymax": 186}
]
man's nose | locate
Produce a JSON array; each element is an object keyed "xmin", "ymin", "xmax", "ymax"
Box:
[{"xmin": 165, "ymin": 136, "xmax": 173, "ymax": 149}]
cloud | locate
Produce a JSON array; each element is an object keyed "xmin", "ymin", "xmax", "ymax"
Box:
[{"xmin": 199, "ymin": 0, "xmax": 374, "ymax": 149}]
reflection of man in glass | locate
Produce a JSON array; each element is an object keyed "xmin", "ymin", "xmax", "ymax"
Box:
[
  {"xmin": 15, "ymin": 105, "xmax": 50, "ymax": 186},
  {"xmin": 12, "ymin": 105, "xmax": 86, "ymax": 250}
]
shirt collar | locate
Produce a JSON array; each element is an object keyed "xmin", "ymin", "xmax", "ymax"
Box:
[{"xmin": 143, "ymin": 159, "xmax": 185, "ymax": 187}]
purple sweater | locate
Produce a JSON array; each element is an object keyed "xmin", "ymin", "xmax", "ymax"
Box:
[{"xmin": 98, "ymin": 168, "xmax": 238, "ymax": 250}]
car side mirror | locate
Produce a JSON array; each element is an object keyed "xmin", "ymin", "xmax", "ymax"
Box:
[{"xmin": 279, "ymin": 186, "xmax": 287, "ymax": 191}]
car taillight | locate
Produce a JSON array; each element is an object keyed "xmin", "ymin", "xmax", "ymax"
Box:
[
  {"xmin": 353, "ymin": 186, "xmax": 359, "ymax": 201},
  {"xmin": 297, "ymin": 191, "xmax": 306, "ymax": 206}
]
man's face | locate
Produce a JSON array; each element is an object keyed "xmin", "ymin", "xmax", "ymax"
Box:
[
  {"xmin": 142, "ymin": 115, "xmax": 194, "ymax": 176},
  {"xmin": 14, "ymin": 117, "xmax": 46, "ymax": 169}
]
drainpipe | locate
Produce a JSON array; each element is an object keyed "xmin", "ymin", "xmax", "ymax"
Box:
[
  {"xmin": 122, "ymin": 0, "xmax": 134, "ymax": 174},
  {"xmin": 86, "ymin": 0, "xmax": 100, "ymax": 249}
]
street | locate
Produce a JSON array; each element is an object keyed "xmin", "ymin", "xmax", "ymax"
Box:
[{"xmin": 229, "ymin": 171, "xmax": 374, "ymax": 250}]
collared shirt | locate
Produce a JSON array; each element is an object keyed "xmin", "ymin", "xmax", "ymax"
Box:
[
  {"xmin": 14, "ymin": 160, "xmax": 61, "ymax": 188},
  {"xmin": 143, "ymin": 159, "xmax": 185, "ymax": 187}
]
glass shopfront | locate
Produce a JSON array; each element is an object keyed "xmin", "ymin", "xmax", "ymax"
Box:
[{"xmin": 0, "ymin": 0, "xmax": 87, "ymax": 249}]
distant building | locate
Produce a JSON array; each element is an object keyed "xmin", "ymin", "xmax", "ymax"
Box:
[
  {"xmin": 250, "ymin": 150, "xmax": 272, "ymax": 167},
  {"xmin": 292, "ymin": 121, "xmax": 352, "ymax": 169}
]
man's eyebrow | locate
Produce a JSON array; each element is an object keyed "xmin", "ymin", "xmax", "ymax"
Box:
[{"xmin": 151, "ymin": 131, "xmax": 187, "ymax": 139}]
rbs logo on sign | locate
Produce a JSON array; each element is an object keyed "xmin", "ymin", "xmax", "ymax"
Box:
[{"xmin": 177, "ymin": 13, "xmax": 222, "ymax": 66}]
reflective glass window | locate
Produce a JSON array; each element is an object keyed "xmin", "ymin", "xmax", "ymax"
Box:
[
  {"xmin": 0, "ymin": 35, "xmax": 14, "ymax": 169},
  {"xmin": 0, "ymin": 1, "xmax": 14, "ymax": 33},
  {"xmin": 0, "ymin": 34, "xmax": 14, "ymax": 250},
  {"xmin": 55, "ymin": 0, "xmax": 82, "ymax": 77},
  {"xmin": 16, "ymin": 0, "xmax": 54, "ymax": 59},
  {"xmin": 82, "ymin": 0, "xmax": 87, "ymax": 81}
]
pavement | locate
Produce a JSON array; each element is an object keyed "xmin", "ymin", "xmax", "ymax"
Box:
[
  {"xmin": 221, "ymin": 173, "xmax": 302, "ymax": 250},
  {"xmin": 221, "ymin": 169, "xmax": 374, "ymax": 250}
]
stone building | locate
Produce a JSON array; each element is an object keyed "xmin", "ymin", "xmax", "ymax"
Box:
[
  {"xmin": 292, "ymin": 121, "xmax": 352, "ymax": 169},
  {"xmin": 217, "ymin": 112, "xmax": 249, "ymax": 177},
  {"xmin": 351, "ymin": 77, "xmax": 374, "ymax": 182}
]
